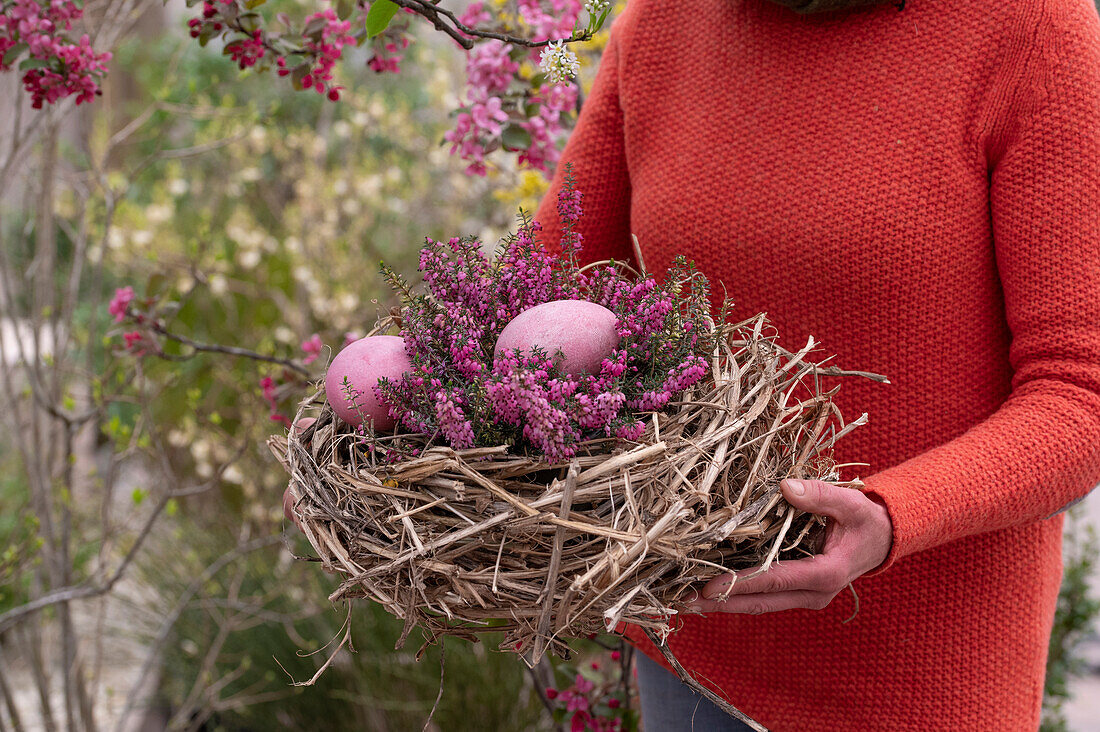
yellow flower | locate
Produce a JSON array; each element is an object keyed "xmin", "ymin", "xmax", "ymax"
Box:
[{"xmin": 494, "ymin": 170, "xmax": 551, "ymax": 214}]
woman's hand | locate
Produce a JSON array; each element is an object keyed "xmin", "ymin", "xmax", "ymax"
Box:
[{"xmin": 687, "ymin": 479, "xmax": 893, "ymax": 615}]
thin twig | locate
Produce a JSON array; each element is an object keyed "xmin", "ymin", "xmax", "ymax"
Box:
[{"xmin": 641, "ymin": 628, "xmax": 768, "ymax": 732}]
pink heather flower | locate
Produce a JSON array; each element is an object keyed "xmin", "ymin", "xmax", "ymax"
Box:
[
  {"xmin": 373, "ymin": 173, "xmax": 714, "ymax": 463},
  {"xmin": 108, "ymin": 286, "xmax": 134, "ymax": 322},
  {"xmin": 301, "ymin": 333, "xmax": 323, "ymax": 364},
  {"xmin": 610, "ymin": 650, "xmax": 621, "ymax": 661},
  {"xmin": 570, "ymin": 711, "xmax": 591, "ymax": 732},
  {"xmin": 545, "ymin": 688, "xmax": 559, "ymax": 700},
  {"xmin": 432, "ymin": 387, "xmax": 476, "ymax": 448}
]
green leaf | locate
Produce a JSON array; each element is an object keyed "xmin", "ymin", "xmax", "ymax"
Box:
[
  {"xmin": 198, "ymin": 25, "xmax": 218, "ymax": 47},
  {"xmin": 336, "ymin": 0, "xmax": 356, "ymax": 21},
  {"xmin": 19, "ymin": 57, "xmax": 51, "ymax": 71},
  {"xmin": 238, "ymin": 11, "xmax": 261, "ymax": 33},
  {"xmin": 244, "ymin": 0, "xmax": 266, "ymax": 8},
  {"xmin": 3, "ymin": 43, "xmax": 28, "ymax": 67},
  {"xmin": 365, "ymin": 0, "xmax": 398, "ymax": 38},
  {"xmin": 131, "ymin": 487, "xmax": 147, "ymax": 506},
  {"xmin": 165, "ymin": 498, "xmax": 179, "ymax": 517},
  {"xmin": 501, "ymin": 124, "xmax": 532, "ymax": 151},
  {"xmin": 303, "ymin": 15, "xmax": 328, "ymax": 37},
  {"xmin": 146, "ymin": 272, "xmax": 166, "ymax": 298},
  {"xmin": 290, "ymin": 64, "xmax": 310, "ymax": 91},
  {"xmin": 590, "ymin": 5, "xmax": 612, "ymax": 33}
]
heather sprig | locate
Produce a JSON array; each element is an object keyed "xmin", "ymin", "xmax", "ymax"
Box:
[{"xmin": 373, "ymin": 167, "xmax": 715, "ymax": 463}]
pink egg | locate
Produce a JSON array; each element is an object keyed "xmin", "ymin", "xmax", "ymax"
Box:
[
  {"xmin": 495, "ymin": 300, "xmax": 619, "ymax": 376},
  {"xmin": 282, "ymin": 485, "xmax": 300, "ymax": 529},
  {"xmin": 292, "ymin": 417, "xmax": 316, "ymax": 435},
  {"xmin": 324, "ymin": 335, "xmax": 411, "ymax": 430}
]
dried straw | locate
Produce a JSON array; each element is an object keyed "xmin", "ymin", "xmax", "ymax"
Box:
[{"xmin": 268, "ymin": 312, "xmax": 884, "ymax": 728}]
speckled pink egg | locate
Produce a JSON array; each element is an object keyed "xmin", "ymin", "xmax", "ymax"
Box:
[
  {"xmin": 494, "ymin": 300, "xmax": 619, "ymax": 376},
  {"xmin": 324, "ymin": 335, "xmax": 411, "ymax": 430}
]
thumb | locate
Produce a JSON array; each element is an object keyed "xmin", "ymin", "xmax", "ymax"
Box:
[{"xmin": 780, "ymin": 478, "xmax": 864, "ymax": 522}]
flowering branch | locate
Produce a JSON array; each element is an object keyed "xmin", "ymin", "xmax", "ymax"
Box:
[
  {"xmin": 389, "ymin": 0, "xmax": 595, "ymax": 50},
  {"xmin": 107, "ymin": 285, "xmax": 311, "ymax": 377},
  {"xmin": 148, "ymin": 321, "xmax": 311, "ymax": 377}
]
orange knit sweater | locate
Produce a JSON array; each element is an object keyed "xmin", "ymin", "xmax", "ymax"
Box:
[{"xmin": 533, "ymin": 0, "xmax": 1100, "ymax": 728}]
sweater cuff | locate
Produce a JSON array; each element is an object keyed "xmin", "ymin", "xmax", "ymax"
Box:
[{"xmin": 857, "ymin": 470, "xmax": 916, "ymax": 577}]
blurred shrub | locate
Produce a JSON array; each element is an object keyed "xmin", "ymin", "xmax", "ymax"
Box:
[
  {"xmin": 84, "ymin": 19, "xmax": 554, "ymax": 728},
  {"xmin": 1043, "ymin": 508, "xmax": 1100, "ymax": 732}
]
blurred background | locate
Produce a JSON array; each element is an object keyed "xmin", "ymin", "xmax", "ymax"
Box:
[{"xmin": 0, "ymin": 1, "xmax": 1097, "ymax": 730}]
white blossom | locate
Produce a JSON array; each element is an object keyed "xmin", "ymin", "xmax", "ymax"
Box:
[
  {"xmin": 167, "ymin": 178, "xmax": 189, "ymax": 196},
  {"xmin": 539, "ymin": 40, "xmax": 580, "ymax": 84},
  {"xmin": 585, "ymin": 0, "xmax": 610, "ymax": 15}
]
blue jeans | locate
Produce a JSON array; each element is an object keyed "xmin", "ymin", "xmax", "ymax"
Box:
[{"xmin": 635, "ymin": 652, "xmax": 756, "ymax": 731}]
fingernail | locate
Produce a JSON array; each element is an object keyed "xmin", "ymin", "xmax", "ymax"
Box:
[{"xmin": 786, "ymin": 479, "xmax": 805, "ymax": 496}]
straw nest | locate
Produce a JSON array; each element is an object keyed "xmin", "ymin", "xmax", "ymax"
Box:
[{"xmin": 268, "ymin": 312, "xmax": 881, "ymax": 663}]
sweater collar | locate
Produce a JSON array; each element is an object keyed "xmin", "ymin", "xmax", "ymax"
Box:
[{"xmin": 766, "ymin": 0, "xmax": 897, "ymax": 13}]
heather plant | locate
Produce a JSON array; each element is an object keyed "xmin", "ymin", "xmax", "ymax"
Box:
[{"xmin": 375, "ymin": 169, "xmax": 715, "ymax": 462}]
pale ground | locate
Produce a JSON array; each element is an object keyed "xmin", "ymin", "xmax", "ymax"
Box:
[{"xmin": 1065, "ymin": 488, "xmax": 1100, "ymax": 732}]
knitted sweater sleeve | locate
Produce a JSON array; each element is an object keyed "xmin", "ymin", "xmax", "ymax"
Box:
[
  {"xmin": 532, "ymin": 14, "xmax": 634, "ymax": 266},
  {"xmin": 863, "ymin": 0, "xmax": 1100, "ymax": 572}
]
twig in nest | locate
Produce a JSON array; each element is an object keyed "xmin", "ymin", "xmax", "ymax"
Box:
[{"xmin": 641, "ymin": 627, "xmax": 768, "ymax": 732}]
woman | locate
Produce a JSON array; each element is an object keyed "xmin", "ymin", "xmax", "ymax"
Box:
[{"xmin": 532, "ymin": 0, "xmax": 1100, "ymax": 728}]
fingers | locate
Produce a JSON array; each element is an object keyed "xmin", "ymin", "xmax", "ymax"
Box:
[
  {"xmin": 688, "ymin": 589, "xmax": 836, "ymax": 615},
  {"xmin": 701, "ymin": 554, "xmax": 847, "ymax": 599},
  {"xmin": 781, "ymin": 478, "xmax": 876, "ymax": 523}
]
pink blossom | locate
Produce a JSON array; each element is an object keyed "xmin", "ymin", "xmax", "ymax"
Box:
[
  {"xmin": 260, "ymin": 375, "xmax": 291, "ymax": 429},
  {"xmin": 466, "ymin": 40, "xmax": 518, "ymax": 95},
  {"xmin": 573, "ymin": 673, "xmax": 595, "ymax": 695},
  {"xmin": 517, "ymin": 0, "xmax": 583, "ymax": 42},
  {"xmin": 300, "ymin": 9, "xmax": 355, "ymax": 96},
  {"xmin": 1, "ymin": 1, "xmax": 111, "ymax": 108},
  {"xmin": 301, "ymin": 333, "xmax": 323, "ymax": 365},
  {"xmin": 122, "ymin": 331, "xmax": 143, "ymax": 353},
  {"xmin": 225, "ymin": 29, "xmax": 265, "ymax": 69},
  {"xmin": 458, "ymin": 1, "xmax": 491, "ymax": 32},
  {"xmin": 108, "ymin": 286, "xmax": 134, "ymax": 322},
  {"xmin": 368, "ymin": 35, "xmax": 408, "ymax": 74},
  {"xmin": 470, "ymin": 95, "xmax": 508, "ymax": 137}
]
